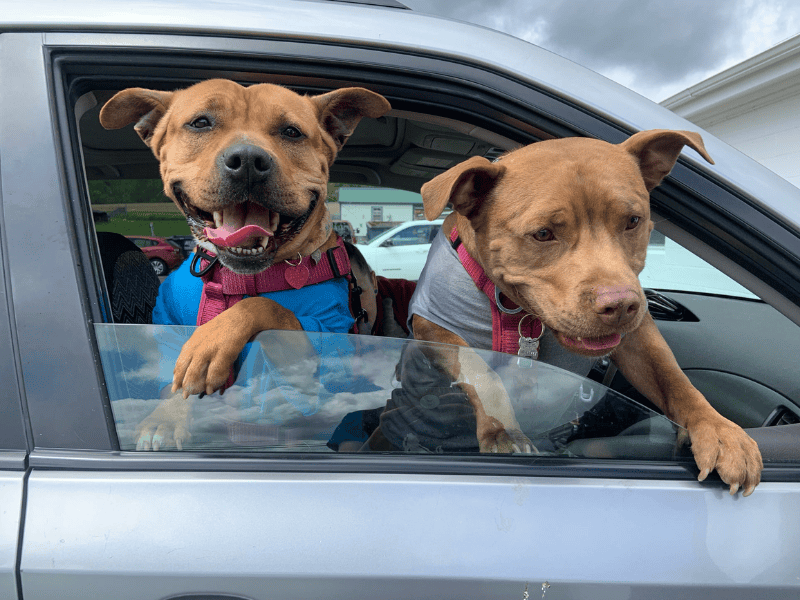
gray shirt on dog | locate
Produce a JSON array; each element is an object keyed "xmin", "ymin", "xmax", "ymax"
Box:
[{"xmin": 409, "ymin": 227, "xmax": 596, "ymax": 377}]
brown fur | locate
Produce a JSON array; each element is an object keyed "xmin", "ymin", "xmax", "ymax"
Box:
[
  {"xmin": 415, "ymin": 130, "xmax": 762, "ymax": 495},
  {"xmin": 100, "ymin": 79, "xmax": 390, "ymax": 448}
]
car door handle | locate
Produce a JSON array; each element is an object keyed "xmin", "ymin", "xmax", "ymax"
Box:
[{"xmin": 165, "ymin": 596, "xmax": 254, "ymax": 600}]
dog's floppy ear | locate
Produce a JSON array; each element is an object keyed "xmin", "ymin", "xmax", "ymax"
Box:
[
  {"xmin": 421, "ymin": 156, "xmax": 506, "ymax": 221},
  {"xmin": 621, "ymin": 129, "xmax": 714, "ymax": 192},
  {"xmin": 99, "ymin": 88, "xmax": 173, "ymax": 147},
  {"xmin": 312, "ymin": 88, "xmax": 391, "ymax": 152}
]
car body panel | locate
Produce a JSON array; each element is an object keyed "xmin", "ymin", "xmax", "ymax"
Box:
[
  {"xmin": 0, "ymin": 470, "xmax": 24, "ymax": 599},
  {"xmin": 19, "ymin": 470, "xmax": 800, "ymax": 599},
  {"xmin": 0, "ymin": 32, "xmax": 115, "ymax": 451}
]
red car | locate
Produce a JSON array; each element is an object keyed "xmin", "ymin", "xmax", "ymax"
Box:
[{"xmin": 126, "ymin": 235, "xmax": 184, "ymax": 275}]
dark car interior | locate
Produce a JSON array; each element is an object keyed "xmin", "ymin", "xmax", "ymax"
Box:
[{"xmin": 73, "ymin": 69, "xmax": 800, "ymax": 461}]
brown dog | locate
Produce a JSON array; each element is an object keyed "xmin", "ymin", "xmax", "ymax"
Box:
[
  {"xmin": 410, "ymin": 130, "xmax": 762, "ymax": 495},
  {"xmin": 99, "ymin": 79, "xmax": 390, "ymax": 448}
]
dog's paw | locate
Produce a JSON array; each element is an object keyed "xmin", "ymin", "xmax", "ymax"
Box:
[
  {"xmin": 134, "ymin": 393, "xmax": 192, "ymax": 451},
  {"xmin": 172, "ymin": 313, "xmax": 253, "ymax": 397},
  {"xmin": 688, "ymin": 415, "xmax": 762, "ymax": 496},
  {"xmin": 480, "ymin": 425, "xmax": 537, "ymax": 454}
]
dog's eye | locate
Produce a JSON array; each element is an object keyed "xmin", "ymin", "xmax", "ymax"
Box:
[
  {"xmin": 626, "ymin": 216, "xmax": 641, "ymax": 230},
  {"xmin": 532, "ymin": 228, "xmax": 554, "ymax": 242},
  {"xmin": 188, "ymin": 117, "xmax": 212, "ymax": 130},
  {"xmin": 281, "ymin": 126, "xmax": 304, "ymax": 139}
]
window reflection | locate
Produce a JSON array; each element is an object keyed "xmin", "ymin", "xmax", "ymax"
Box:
[{"xmin": 96, "ymin": 324, "xmax": 686, "ymax": 460}]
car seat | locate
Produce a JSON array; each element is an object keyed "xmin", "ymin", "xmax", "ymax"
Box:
[{"xmin": 96, "ymin": 231, "xmax": 160, "ymax": 324}]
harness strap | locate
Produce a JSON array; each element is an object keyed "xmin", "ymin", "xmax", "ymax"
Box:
[
  {"xmin": 190, "ymin": 237, "xmax": 352, "ymax": 391},
  {"xmin": 193, "ymin": 236, "xmax": 352, "ymax": 327},
  {"xmin": 449, "ymin": 228, "xmax": 542, "ymax": 355}
]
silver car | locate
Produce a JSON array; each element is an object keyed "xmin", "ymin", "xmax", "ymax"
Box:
[{"xmin": 2, "ymin": 1, "xmax": 800, "ymax": 598}]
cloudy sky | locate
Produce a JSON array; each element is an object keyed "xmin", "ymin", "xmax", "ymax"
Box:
[{"xmin": 401, "ymin": 0, "xmax": 800, "ymax": 102}]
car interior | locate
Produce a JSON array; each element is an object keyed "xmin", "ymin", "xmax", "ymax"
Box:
[{"xmin": 73, "ymin": 70, "xmax": 800, "ymax": 461}]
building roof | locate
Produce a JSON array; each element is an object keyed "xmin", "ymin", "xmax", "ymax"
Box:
[
  {"xmin": 661, "ymin": 34, "xmax": 800, "ymax": 126},
  {"xmin": 338, "ymin": 188, "xmax": 423, "ymax": 204}
]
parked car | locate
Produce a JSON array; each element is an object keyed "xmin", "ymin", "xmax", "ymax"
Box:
[
  {"xmin": 357, "ymin": 219, "xmax": 444, "ymax": 280},
  {"xmin": 125, "ymin": 235, "xmax": 184, "ymax": 275},
  {"xmin": 166, "ymin": 233, "xmax": 199, "ymax": 259},
  {"xmin": 2, "ymin": 1, "xmax": 800, "ymax": 598}
]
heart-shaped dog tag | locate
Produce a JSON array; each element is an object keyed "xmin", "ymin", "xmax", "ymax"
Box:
[{"xmin": 284, "ymin": 263, "xmax": 310, "ymax": 289}]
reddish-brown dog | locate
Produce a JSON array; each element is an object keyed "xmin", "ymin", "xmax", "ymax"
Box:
[
  {"xmin": 413, "ymin": 130, "xmax": 762, "ymax": 495},
  {"xmin": 100, "ymin": 79, "xmax": 390, "ymax": 448}
]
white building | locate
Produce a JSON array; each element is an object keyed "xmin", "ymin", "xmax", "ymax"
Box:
[
  {"xmin": 662, "ymin": 34, "xmax": 800, "ymax": 188},
  {"xmin": 337, "ymin": 187, "xmax": 425, "ymax": 241}
]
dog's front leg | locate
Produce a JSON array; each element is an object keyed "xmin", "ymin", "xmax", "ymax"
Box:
[
  {"xmin": 456, "ymin": 347, "xmax": 536, "ymax": 454},
  {"xmin": 173, "ymin": 296, "xmax": 303, "ymax": 397},
  {"xmin": 135, "ymin": 392, "xmax": 193, "ymax": 451},
  {"xmin": 412, "ymin": 316, "xmax": 534, "ymax": 453},
  {"xmin": 612, "ymin": 314, "xmax": 762, "ymax": 495}
]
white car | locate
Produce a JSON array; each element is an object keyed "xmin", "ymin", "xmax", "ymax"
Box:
[{"xmin": 357, "ymin": 219, "xmax": 444, "ymax": 280}]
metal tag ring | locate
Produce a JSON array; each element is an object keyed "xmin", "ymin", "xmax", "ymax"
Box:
[
  {"xmin": 518, "ymin": 313, "xmax": 544, "ymax": 341},
  {"xmin": 495, "ymin": 287, "xmax": 523, "ymax": 314},
  {"xmin": 284, "ymin": 253, "xmax": 303, "ymax": 267}
]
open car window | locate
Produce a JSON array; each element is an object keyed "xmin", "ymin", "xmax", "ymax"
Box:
[{"xmin": 97, "ymin": 324, "xmax": 686, "ymax": 459}]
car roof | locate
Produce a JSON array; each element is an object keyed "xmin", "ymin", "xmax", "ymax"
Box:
[{"xmin": 7, "ymin": 0, "xmax": 800, "ymax": 233}]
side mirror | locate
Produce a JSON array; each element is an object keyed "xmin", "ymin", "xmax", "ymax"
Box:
[{"xmin": 380, "ymin": 239, "xmax": 394, "ymax": 248}]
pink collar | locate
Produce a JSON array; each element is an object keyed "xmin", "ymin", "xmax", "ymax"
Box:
[{"xmin": 449, "ymin": 227, "xmax": 544, "ymax": 357}]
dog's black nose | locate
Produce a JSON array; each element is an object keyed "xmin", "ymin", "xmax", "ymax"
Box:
[{"xmin": 221, "ymin": 144, "xmax": 273, "ymax": 183}]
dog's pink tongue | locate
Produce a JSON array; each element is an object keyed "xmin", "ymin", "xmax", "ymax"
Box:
[
  {"xmin": 204, "ymin": 224, "xmax": 272, "ymax": 248},
  {"xmin": 566, "ymin": 333, "xmax": 622, "ymax": 351}
]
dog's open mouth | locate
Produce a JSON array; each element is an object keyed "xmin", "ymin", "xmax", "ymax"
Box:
[
  {"xmin": 554, "ymin": 331, "xmax": 622, "ymax": 355},
  {"xmin": 173, "ymin": 184, "xmax": 317, "ymax": 264},
  {"xmin": 202, "ymin": 203, "xmax": 278, "ymax": 254}
]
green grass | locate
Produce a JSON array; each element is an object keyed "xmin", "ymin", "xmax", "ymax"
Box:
[{"xmin": 95, "ymin": 212, "xmax": 193, "ymax": 238}]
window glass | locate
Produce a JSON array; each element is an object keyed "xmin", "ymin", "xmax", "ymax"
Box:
[
  {"xmin": 640, "ymin": 230, "xmax": 758, "ymax": 299},
  {"xmin": 96, "ymin": 324, "xmax": 684, "ymax": 457},
  {"xmin": 388, "ymin": 225, "xmax": 433, "ymax": 246}
]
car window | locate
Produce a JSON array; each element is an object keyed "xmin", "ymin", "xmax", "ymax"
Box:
[
  {"xmin": 89, "ymin": 179, "xmax": 192, "ymax": 276},
  {"xmin": 67, "ymin": 68, "xmax": 799, "ymax": 467},
  {"xmin": 387, "ymin": 225, "xmax": 434, "ymax": 246},
  {"xmin": 96, "ymin": 324, "xmax": 685, "ymax": 458},
  {"xmin": 640, "ymin": 229, "xmax": 758, "ymax": 299}
]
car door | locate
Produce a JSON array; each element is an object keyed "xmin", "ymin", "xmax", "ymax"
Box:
[
  {"xmin": 378, "ymin": 223, "xmax": 436, "ymax": 279},
  {"xmin": 0, "ymin": 202, "xmax": 27, "ymax": 600},
  {"xmin": 3, "ymin": 4, "xmax": 800, "ymax": 598}
]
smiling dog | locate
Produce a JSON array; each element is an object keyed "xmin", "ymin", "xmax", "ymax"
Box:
[
  {"xmin": 100, "ymin": 79, "xmax": 390, "ymax": 448},
  {"xmin": 405, "ymin": 130, "xmax": 762, "ymax": 495}
]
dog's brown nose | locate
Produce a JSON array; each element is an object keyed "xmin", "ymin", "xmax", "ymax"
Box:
[
  {"xmin": 593, "ymin": 285, "xmax": 640, "ymax": 327},
  {"xmin": 221, "ymin": 144, "xmax": 273, "ymax": 183}
]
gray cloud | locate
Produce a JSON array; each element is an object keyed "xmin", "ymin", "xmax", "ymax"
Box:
[{"xmin": 402, "ymin": 0, "xmax": 800, "ymax": 100}]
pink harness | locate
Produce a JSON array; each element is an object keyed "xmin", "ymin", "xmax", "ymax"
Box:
[
  {"xmin": 190, "ymin": 237, "xmax": 352, "ymax": 327},
  {"xmin": 449, "ymin": 228, "xmax": 544, "ymax": 356}
]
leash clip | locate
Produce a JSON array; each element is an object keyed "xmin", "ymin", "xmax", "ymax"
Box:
[{"xmin": 190, "ymin": 247, "xmax": 218, "ymax": 277}]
